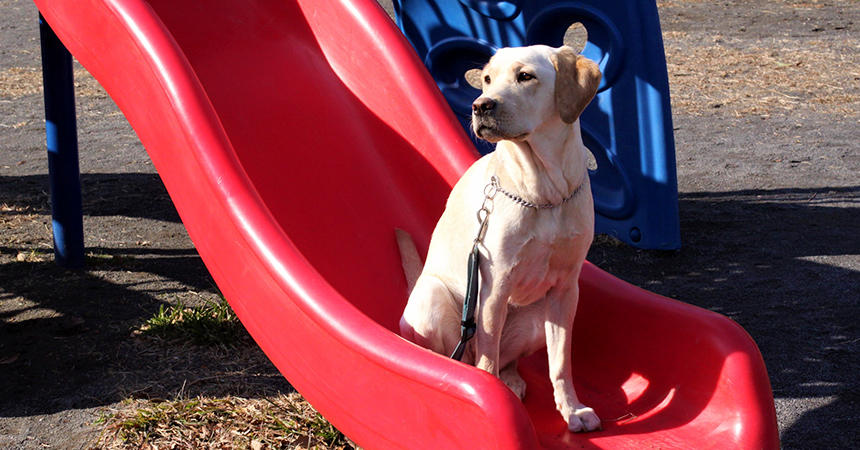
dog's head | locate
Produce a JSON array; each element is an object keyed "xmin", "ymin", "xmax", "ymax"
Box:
[{"xmin": 466, "ymin": 45, "xmax": 601, "ymax": 143}]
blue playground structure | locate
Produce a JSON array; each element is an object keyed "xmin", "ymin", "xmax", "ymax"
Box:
[
  {"xmin": 37, "ymin": 0, "xmax": 681, "ymax": 269},
  {"xmin": 393, "ymin": 0, "xmax": 681, "ymax": 249}
]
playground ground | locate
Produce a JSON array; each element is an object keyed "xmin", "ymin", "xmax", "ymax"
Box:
[{"xmin": 1, "ymin": 0, "xmax": 857, "ymax": 448}]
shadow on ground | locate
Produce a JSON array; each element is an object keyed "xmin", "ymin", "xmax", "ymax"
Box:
[
  {"xmin": 588, "ymin": 185, "xmax": 859, "ymax": 448},
  {"xmin": 1, "ymin": 173, "xmax": 857, "ymax": 447},
  {"xmin": 0, "ymin": 173, "xmax": 291, "ymax": 419},
  {"xmin": 0, "ymin": 173, "xmax": 182, "ymax": 222}
]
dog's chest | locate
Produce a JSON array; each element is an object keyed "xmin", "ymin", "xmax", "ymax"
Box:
[{"xmin": 494, "ymin": 218, "xmax": 585, "ymax": 306}]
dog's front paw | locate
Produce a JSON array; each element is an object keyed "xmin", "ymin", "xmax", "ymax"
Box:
[{"xmin": 565, "ymin": 404, "xmax": 601, "ymax": 433}]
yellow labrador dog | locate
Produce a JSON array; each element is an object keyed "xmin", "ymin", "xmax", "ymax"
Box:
[{"xmin": 398, "ymin": 45, "xmax": 601, "ymax": 432}]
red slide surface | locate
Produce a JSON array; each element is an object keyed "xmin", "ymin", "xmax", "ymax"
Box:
[{"xmin": 33, "ymin": 0, "xmax": 779, "ymax": 448}]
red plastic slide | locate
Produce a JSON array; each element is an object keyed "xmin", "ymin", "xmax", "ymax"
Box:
[{"xmin": 33, "ymin": 0, "xmax": 779, "ymax": 447}]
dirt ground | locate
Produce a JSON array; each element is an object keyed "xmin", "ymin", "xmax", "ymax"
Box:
[{"xmin": 1, "ymin": 0, "xmax": 857, "ymax": 448}]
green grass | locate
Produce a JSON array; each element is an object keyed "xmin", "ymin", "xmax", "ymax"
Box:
[
  {"xmin": 136, "ymin": 297, "xmax": 247, "ymax": 346},
  {"xmin": 85, "ymin": 251, "xmax": 131, "ymax": 266}
]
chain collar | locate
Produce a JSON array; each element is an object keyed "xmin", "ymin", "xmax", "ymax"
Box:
[
  {"xmin": 490, "ymin": 175, "xmax": 583, "ymax": 210},
  {"xmin": 472, "ymin": 175, "xmax": 585, "ymax": 247}
]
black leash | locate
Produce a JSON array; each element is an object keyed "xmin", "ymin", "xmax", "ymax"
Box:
[
  {"xmin": 450, "ymin": 243, "xmax": 481, "ymax": 360},
  {"xmin": 450, "ymin": 177, "xmax": 497, "ymax": 361}
]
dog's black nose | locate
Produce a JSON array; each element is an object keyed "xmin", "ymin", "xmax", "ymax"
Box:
[{"xmin": 472, "ymin": 97, "xmax": 497, "ymax": 114}]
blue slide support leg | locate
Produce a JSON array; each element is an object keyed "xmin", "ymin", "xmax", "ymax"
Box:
[{"xmin": 39, "ymin": 13, "xmax": 84, "ymax": 268}]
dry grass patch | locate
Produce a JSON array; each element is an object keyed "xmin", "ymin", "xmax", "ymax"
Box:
[
  {"xmin": 94, "ymin": 394, "xmax": 356, "ymax": 449},
  {"xmin": 0, "ymin": 67, "xmax": 42, "ymax": 97},
  {"xmin": 13, "ymin": 248, "xmax": 51, "ymax": 263},
  {"xmin": 665, "ymin": 38, "xmax": 859, "ymax": 117},
  {"xmin": 1, "ymin": 65, "xmax": 107, "ymax": 99}
]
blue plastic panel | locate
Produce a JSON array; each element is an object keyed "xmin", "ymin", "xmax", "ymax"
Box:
[{"xmin": 393, "ymin": 0, "xmax": 681, "ymax": 249}]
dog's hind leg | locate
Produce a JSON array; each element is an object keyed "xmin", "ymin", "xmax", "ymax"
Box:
[
  {"xmin": 399, "ymin": 275, "xmax": 462, "ymax": 356},
  {"xmin": 497, "ymin": 302, "xmax": 547, "ymax": 399}
]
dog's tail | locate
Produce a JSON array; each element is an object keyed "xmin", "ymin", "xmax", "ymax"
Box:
[{"xmin": 394, "ymin": 228, "xmax": 423, "ymax": 294}]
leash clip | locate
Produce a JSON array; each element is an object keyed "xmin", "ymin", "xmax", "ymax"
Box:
[{"xmin": 474, "ymin": 176, "xmax": 498, "ymax": 245}]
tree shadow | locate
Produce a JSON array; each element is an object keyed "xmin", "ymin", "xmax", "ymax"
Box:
[
  {"xmin": 587, "ymin": 185, "xmax": 859, "ymax": 449},
  {"xmin": 0, "ymin": 173, "xmax": 181, "ymax": 222},
  {"xmin": 0, "ymin": 173, "xmax": 290, "ymax": 418}
]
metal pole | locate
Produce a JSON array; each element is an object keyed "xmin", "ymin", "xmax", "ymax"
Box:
[{"xmin": 39, "ymin": 13, "xmax": 84, "ymax": 268}]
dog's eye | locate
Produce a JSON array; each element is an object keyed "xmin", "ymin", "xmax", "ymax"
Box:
[
  {"xmin": 484, "ymin": 74, "xmax": 491, "ymax": 84},
  {"xmin": 517, "ymin": 72, "xmax": 535, "ymax": 83}
]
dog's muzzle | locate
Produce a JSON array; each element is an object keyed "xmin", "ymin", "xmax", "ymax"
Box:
[
  {"xmin": 472, "ymin": 97, "xmax": 497, "ymax": 115},
  {"xmin": 472, "ymin": 97, "xmax": 501, "ymax": 140}
]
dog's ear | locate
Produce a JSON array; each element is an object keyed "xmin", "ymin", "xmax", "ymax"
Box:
[
  {"xmin": 551, "ymin": 46, "xmax": 601, "ymax": 123},
  {"xmin": 464, "ymin": 68, "xmax": 483, "ymax": 90}
]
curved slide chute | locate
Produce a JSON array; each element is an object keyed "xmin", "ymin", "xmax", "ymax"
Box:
[{"xmin": 33, "ymin": 0, "xmax": 779, "ymax": 448}]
